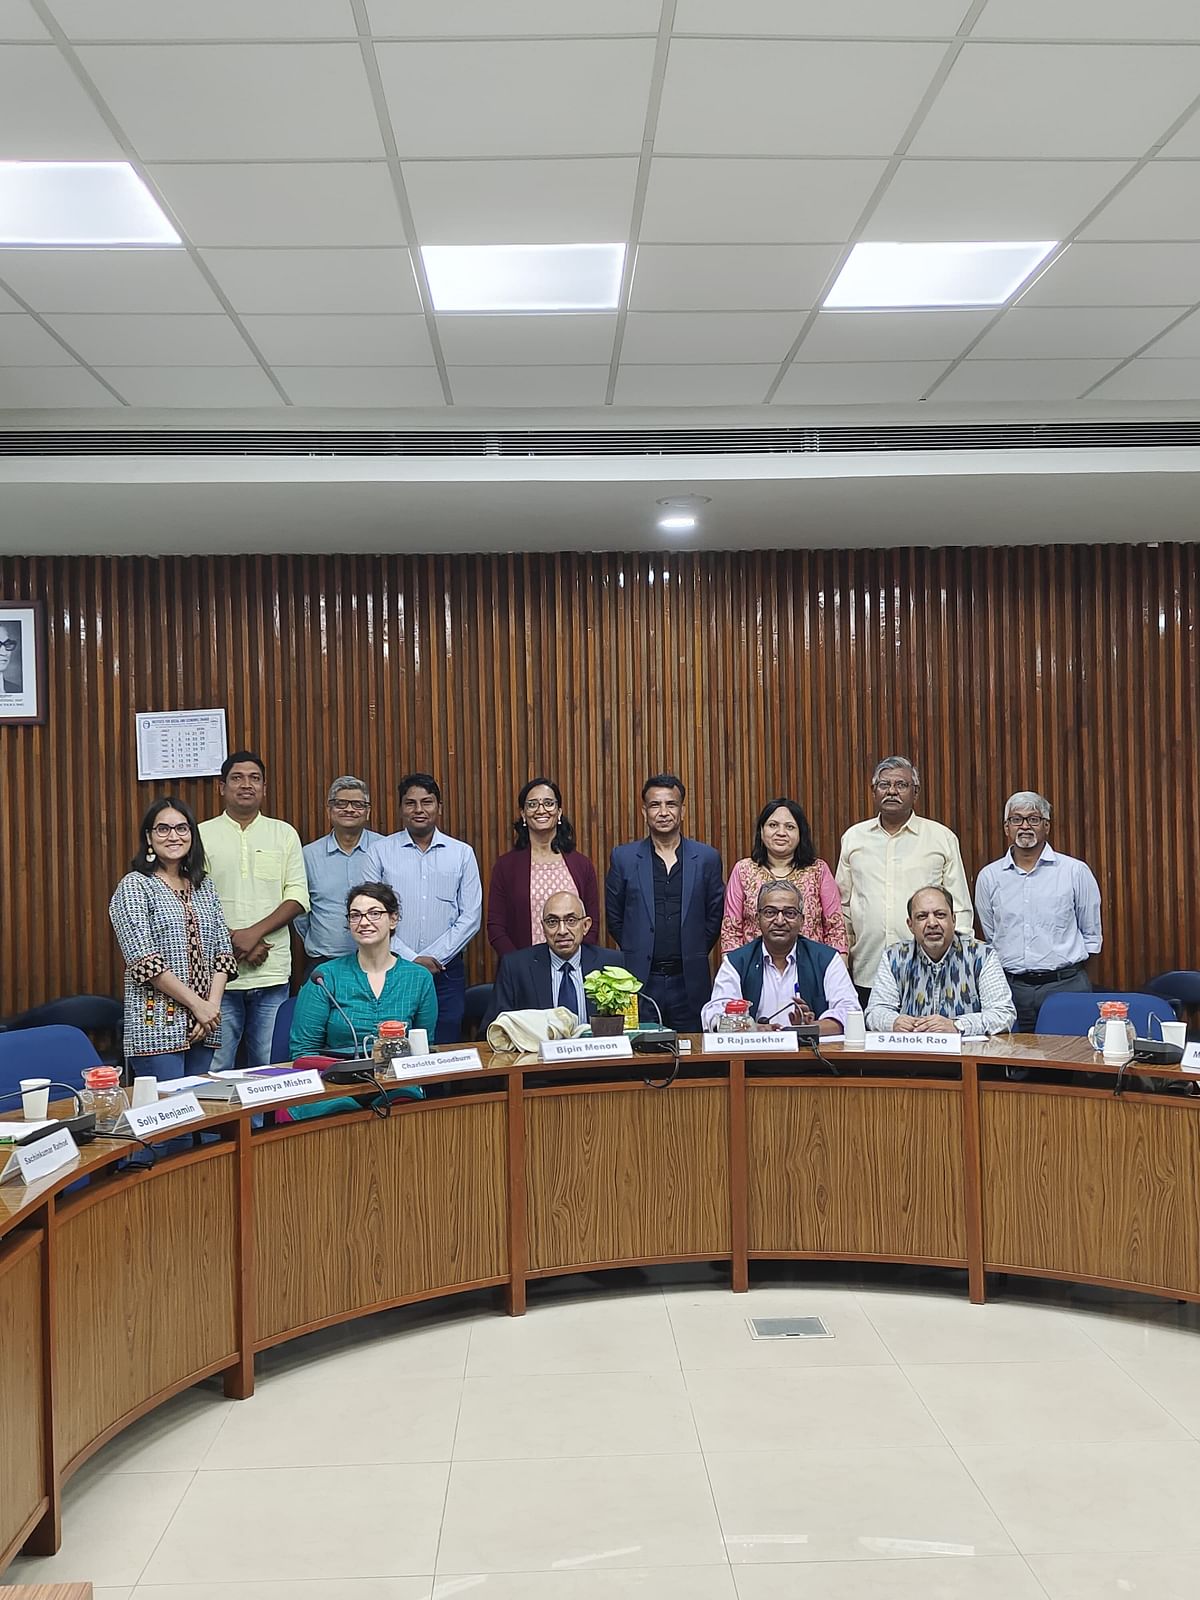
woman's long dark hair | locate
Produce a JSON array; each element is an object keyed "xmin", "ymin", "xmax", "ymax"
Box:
[
  {"xmin": 132, "ymin": 796, "xmax": 206, "ymax": 888},
  {"xmin": 749, "ymin": 796, "xmax": 817, "ymax": 871},
  {"xmin": 511, "ymin": 776, "xmax": 576, "ymax": 855}
]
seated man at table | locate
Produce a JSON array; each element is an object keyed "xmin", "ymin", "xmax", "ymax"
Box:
[
  {"xmin": 701, "ymin": 881, "xmax": 857, "ymax": 1034},
  {"xmin": 483, "ymin": 890, "xmax": 620, "ymax": 1028},
  {"xmin": 866, "ymin": 885, "xmax": 1016, "ymax": 1036}
]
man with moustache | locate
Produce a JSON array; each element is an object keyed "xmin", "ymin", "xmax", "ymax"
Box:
[
  {"xmin": 483, "ymin": 890, "xmax": 619, "ymax": 1027},
  {"xmin": 865, "ymin": 885, "xmax": 1016, "ymax": 1036}
]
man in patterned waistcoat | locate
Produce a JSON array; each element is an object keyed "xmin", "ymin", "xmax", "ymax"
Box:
[{"xmin": 865, "ymin": 885, "xmax": 1016, "ymax": 1036}]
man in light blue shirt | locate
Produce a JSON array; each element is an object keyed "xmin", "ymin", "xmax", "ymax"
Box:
[
  {"xmin": 975, "ymin": 789, "xmax": 1102, "ymax": 1032},
  {"xmin": 295, "ymin": 775, "xmax": 383, "ymax": 968},
  {"xmin": 364, "ymin": 772, "xmax": 482, "ymax": 1044}
]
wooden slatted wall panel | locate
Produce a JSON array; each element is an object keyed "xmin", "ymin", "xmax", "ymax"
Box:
[{"xmin": 0, "ymin": 545, "xmax": 1195, "ymax": 1015}]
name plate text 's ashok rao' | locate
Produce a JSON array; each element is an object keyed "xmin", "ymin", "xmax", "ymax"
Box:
[
  {"xmin": 539, "ymin": 1036, "xmax": 634, "ymax": 1062},
  {"xmin": 234, "ymin": 1069, "xmax": 325, "ymax": 1107},
  {"xmin": 702, "ymin": 1031, "xmax": 799, "ymax": 1053},
  {"xmin": 867, "ymin": 1031, "xmax": 963, "ymax": 1054}
]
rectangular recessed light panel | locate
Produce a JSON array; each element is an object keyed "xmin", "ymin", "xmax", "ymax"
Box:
[
  {"xmin": 422, "ymin": 243, "xmax": 625, "ymax": 312},
  {"xmin": 0, "ymin": 161, "xmax": 180, "ymax": 247},
  {"xmin": 824, "ymin": 241, "xmax": 1057, "ymax": 309}
]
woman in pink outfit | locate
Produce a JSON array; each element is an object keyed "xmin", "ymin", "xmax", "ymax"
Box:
[{"xmin": 721, "ymin": 796, "xmax": 847, "ymax": 956}]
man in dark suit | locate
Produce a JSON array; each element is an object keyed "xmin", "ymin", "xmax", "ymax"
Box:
[
  {"xmin": 484, "ymin": 891, "xmax": 619, "ymax": 1027},
  {"xmin": 605, "ymin": 773, "xmax": 724, "ymax": 1033}
]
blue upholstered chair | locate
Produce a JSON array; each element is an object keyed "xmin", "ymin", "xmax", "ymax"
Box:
[
  {"xmin": 269, "ymin": 994, "xmax": 298, "ymax": 1065},
  {"xmin": 1145, "ymin": 971, "xmax": 1200, "ymax": 1022},
  {"xmin": 0, "ymin": 1024, "xmax": 101, "ymax": 1103},
  {"xmin": 1035, "ymin": 990, "xmax": 1177, "ymax": 1038}
]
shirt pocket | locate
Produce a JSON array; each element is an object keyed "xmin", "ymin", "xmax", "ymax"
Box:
[
  {"xmin": 431, "ymin": 869, "xmax": 460, "ymax": 907},
  {"xmin": 253, "ymin": 848, "xmax": 282, "ymax": 883}
]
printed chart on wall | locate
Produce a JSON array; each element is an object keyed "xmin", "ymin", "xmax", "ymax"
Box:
[
  {"xmin": 136, "ymin": 708, "xmax": 228, "ymax": 780},
  {"xmin": 0, "ymin": 599, "xmax": 46, "ymax": 725}
]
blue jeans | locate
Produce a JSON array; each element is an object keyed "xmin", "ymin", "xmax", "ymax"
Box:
[
  {"xmin": 433, "ymin": 957, "xmax": 466, "ymax": 1045},
  {"xmin": 212, "ymin": 985, "xmax": 289, "ymax": 1071},
  {"xmin": 129, "ymin": 1046, "xmax": 215, "ymax": 1081}
]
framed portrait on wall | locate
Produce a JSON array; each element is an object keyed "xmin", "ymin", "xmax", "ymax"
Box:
[{"xmin": 0, "ymin": 599, "xmax": 47, "ymax": 725}]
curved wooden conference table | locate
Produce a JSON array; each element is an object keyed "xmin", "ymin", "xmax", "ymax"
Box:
[{"xmin": 3, "ymin": 1031, "xmax": 1200, "ymax": 1572}]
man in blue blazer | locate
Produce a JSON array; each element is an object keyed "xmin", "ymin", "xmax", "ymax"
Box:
[
  {"xmin": 605, "ymin": 773, "xmax": 725, "ymax": 1033},
  {"xmin": 483, "ymin": 891, "xmax": 620, "ymax": 1027}
]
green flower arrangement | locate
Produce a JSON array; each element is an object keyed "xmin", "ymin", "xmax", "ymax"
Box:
[{"xmin": 582, "ymin": 964, "xmax": 643, "ymax": 1016}]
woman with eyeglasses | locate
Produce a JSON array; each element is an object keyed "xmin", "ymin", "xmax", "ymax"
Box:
[
  {"xmin": 288, "ymin": 881, "xmax": 437, "ymax": 1060},
  {"xmin": 108, "ymin": 796, "xmax": 239, "ymax": 1081},
  {"xmin": 486, "ymin": 776, "xmax": 601, "ymax": 957},
  {"xmin": 720, "ymin": 795, "xmax": 848, "ymax": 957}
]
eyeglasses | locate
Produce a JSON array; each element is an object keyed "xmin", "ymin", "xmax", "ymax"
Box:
[
  {"xmin": 0, "ymin": 639, "xmax": 16, "ymax": 652},
  {"xmin": 543, "ymin": 914, "xmax": 584, "ymax": 929},
  {"xmin": 151, "ymin": 823, "xmax": 192, "ymax": 839},
  {"xmin": 874, "ymin": 780, "xmax": 913, "ymax": 793},
  {"xmin": 348, "ymin": 908, "xmax": 388, "ymax": 924},
  {"xmin": 330, "ymin": 799, "xmax": 369, "ymax": 813},
  {"xmin": 1005, "ymin": 814, "xmax": 1046, "ymax": 828},
  {"xmin": 525, "ymin": 799, "xmax": 559, "ymax": 812},
  {"xmin": 761, "ymin": 906, "xmax": 801, "ymax": 921}
]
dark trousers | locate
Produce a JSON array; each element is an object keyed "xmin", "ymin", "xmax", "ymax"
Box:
[
  {"xmin": 642, "ymin": 970, "xmax": 701, "ymax": 1034},
  {"xmin": 1008, "ymin": 967, "xmax": 1091, "ymax": 1033},
  {"xmin": 434, "ymin": 956, "xmax": 466, "ymax": 1044}
]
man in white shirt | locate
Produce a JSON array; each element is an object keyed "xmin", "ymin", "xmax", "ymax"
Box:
[{"xmin": 836, "ymin": 756, "xmax": 973, "ymax": 1004}]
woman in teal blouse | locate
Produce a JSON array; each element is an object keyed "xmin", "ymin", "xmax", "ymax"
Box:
[{"xmin": 290, "ymin": 880, "xmax": 438, "ymax": 1058}]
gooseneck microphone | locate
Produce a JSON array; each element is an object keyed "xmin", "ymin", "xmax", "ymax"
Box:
[{"xmin": 311, "ymin": 971, "xmax": 364, "ymax": 1059}]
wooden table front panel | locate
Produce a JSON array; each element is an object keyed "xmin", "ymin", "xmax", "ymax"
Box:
[
  {"xmin": 981, "ymin": 1086, "xmax": 1200, "ymax": 1294},
  {"xmin": 747, "ymin": 1083, "xmax": 967, "ymax": 1261},
  {"xmin": 525, "ymin": 1084, "xmax": 730, "ymax": 1271},
  {"xmin": 254, "ymin": 1098, "xmax": 508, "ymax": 1343},
  {"xmin": 54, "ymin": 1155, "xmax": 237, "ymax": 1469},
  {"xmin": 0, "ymin": 1234, "xmax": 45, "ymax": 1561}
]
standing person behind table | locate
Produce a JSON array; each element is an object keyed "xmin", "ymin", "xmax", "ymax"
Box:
[
  {"xmin": 721, "ymin": 796, "xmax": 847, "ymax": 957},
  {"xmin": 836, "ymin": 755, "xmax": 973, "ymax": 1006},
  {"xmin": 198, "ymin": 749, "xmax": 309, "ymax": 1070},
  {"xmin": 605, "ymin": 772, "xmax": 724, "ymax": 1034},
  {"xmin": 294, "ymin": 774, "xmax": 383, "ymax": 970},
  {"xmin": 109, "ymin": 796, "xmax": 239, "ymax": 1081},
  {"xmin": 975, "ymin": 789, "xmax": 1102, "ymax": 1033},
  {"xmin": 365, "ymin": 772, "xmax": 482, "ymax": 1045},
  {"xmin": 487, "ymin": 776, "xmax": 600, "ymax": 958}
]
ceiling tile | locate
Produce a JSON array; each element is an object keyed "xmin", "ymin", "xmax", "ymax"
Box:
[
  {"xmin": 796, "ymin": 310, "xmax": 991, "ymax": 361},
  {"xmin": 0, "ymin": 313, "xmax": 77, "ymax": 365},
  {"xmin": 403, "ymin": 159, "xmax": 638, "ymax": 245},
  {"xmin": 239, "ymin": 314, "xmax": 434, "ymax": 366},
  {"xmin": 50, "ymin": 1, "xmax": 356, "ymax": 38},
  {"xmin": 277, "ymin": 367, "xmax": 445, "ymax": 406},
  {"xmin": 864, "ymin": 160, "xmax": 1132, "ymax": 241},
  {"xmin": 76, "ymin": 44, "xmax": 385, "ymax": 161},
  {"xmin": 971, "ymin": 305, "xmax": 1186, "ymax": 358},
  {"xmin": 0, "ymin": 367, "xmax": 118, "ymax": 406},
  {"xmin": 200, "ymin": 248, "xmax": 420, "ymax": 314},
  {"xmin": 1091, "ymin": 357, "xmax": 1200, "ymax": 399},
  {"xmin": 772, "ymin": 360, "xmax": 946, "ymax": 402},
  {"xmin": 934, "ymin": 358, "xmax": 1116, "ymax": 399},
  {"xmin": 41, "ymin": 313, "xmax": 258, "ymax": 366},
  {"xmin": 614, "ymin": 364, "xmax": 775, "ymax": 404},
  {"xmin": 1134, "ymin": 310, "xmax": 1200, "ymax": 356},
  {"xmin": 1081, "ymin": 162, "xmax": 1200, "ymax": 241},
  {"xmin": 976, "ymin": 1, "xmax": 1200, "ymax": 41},
  {"xmin": 448, "ymin": 366, "xmax": 609, "ymax": 406},
  {"xmin": 640, "ymin": 157, "xmax": 887, "ymax": 244},
  {"xmin": 0, "ymin": 45, "xmax": 123, "ymax": 158},
  {"xmin": 1016, "ymin": 242, "xmax": 1200, "ymax": 305},
  {"xmin": 436, "ymin": 314, "xmax": 615, "ymax": 365},
  {"xmin": 376, "ymin": 40, "xmax": 655, "ymax": 159},
  {"xmin": 0, "ymin": 251, "xmax": 221, "ymax": 313},
  {"xmin": 629, "ymin": 245, "xmax": 840, "ymax": 311},
  {"xmin": 368, "ymin": 0, "xmax": 660, "ymax": 34},
  {"xmin": 0, "ymin": 2, "xmax": 48, "ymax": 39},
  {"xmin": 674, "ymin": 0, "xmax": 973, "ymax": 34},
  {"xmin": 621, "ymin": 311, "xmax": 804, "ymax": 362},
  {"xmin": 909, "ymin": 43, "xmax": 1200, "ymax": 158},
  {"xmin": 655, "ymin": 39, "xmax": 944, "ymax": 156},
  {"xmin": 148, "ymin": 163, "xmax": 406, "ymax": 248},
  {"xmin": 96, "ymin": 366, "xmax": 284, "ymax": 405}
]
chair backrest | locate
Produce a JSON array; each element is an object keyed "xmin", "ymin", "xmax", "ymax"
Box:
[
  {"xmin": 270, "ymin": 994, "xmax": 298, "ymax": 1065},
  {"xmin": 1036, "ymin": 990, "xmax": 1177, "ymax": 1038},
  {"xmin": 0, "ymin": 1024, "xmax": 102, "ymax": 1101},
  {"xmin": 1144, "ymin": 971, "xmax": 1200, "ymax": 1010},
  {"xmin": 462, "ymin": 983, "xmax": 494, "ymax": 1042}
]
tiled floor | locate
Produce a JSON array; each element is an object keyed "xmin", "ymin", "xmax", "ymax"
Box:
[{"xmin": 10, "ymin": 1263, "xmax": 1200, "ymax": 1599}]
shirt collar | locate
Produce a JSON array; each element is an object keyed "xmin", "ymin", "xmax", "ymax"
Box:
[
  {"xmin": 549, "ymin": 948, "xmax": 577, "ymax": 974},
  {"xmin": 869, "ymin": 812, "xmax": 921, "ymax": 837},
  {"xmin": 913, "ymin": 933, "xmax": 962, "ymax": 970},
  {"xmin": 762, "ymin": 945, "xmax": 797, "ymax": 975},
  {"xmin": 400, "ymin": 827, "xmax": 445, "ymax": 850},
  {"xmin": 325, "ymin": 829, "xmax": 370, "ymax": 855},
  {"xmin": 1002, "ymin": 841, "xmax": 1057, "ymax": 872}
]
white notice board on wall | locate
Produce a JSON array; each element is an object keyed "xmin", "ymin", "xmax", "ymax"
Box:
[{"xmin": 136, "ymin": 709, "xmax": 228, "ymax": 781}]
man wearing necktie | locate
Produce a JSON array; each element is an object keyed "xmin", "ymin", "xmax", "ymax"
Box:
[{"xmin": 483, "ymin": 891, "xmax": 620, "ymax": 1026}]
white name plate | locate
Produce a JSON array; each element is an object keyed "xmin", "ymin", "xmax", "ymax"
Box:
[
  {"xmin": 867, "ymin": 1031, "xmax": 963, "ymax": 1053},
  {"xmin": 702, "ymin": 1031, "xmax": 799, "ymax": 1053},
  {"xmin": 1181, "ymin": 1043, "xmax": 1200, "ymax": 1074},
  {"xmin": 114, "ymin": 1093, "xmax": 205, "ymax": 1139},
  {"xmin": 539, "ymin": 1036, "xmax": 634, "ymax": 1061},
  {"xmin": 1, "ymin": 1126, "xmax": 80, "ymax": 1186},
  {"xmin": 234, "ymin": 1069, "xmax": 324, "ymax": 1107},
  {"xmin": 387, "ymin": 1048, "xmax": 484, "ymax": 1080}
]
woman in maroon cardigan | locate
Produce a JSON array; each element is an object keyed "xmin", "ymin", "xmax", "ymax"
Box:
[{"xmin": 487, "ymin": 777, "xmax": 600, "ymax": 957}]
